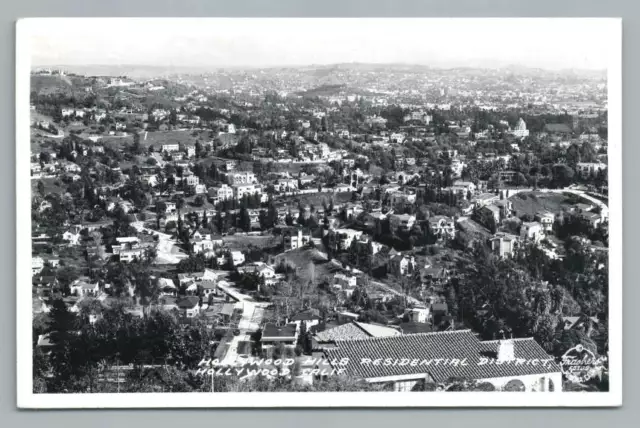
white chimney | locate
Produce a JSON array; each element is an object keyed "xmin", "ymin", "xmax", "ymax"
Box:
[{"xmin": 497, "ymin": 339, "xmax": 515, "ymax": 362}]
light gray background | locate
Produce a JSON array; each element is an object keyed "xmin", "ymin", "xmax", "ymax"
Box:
[{"xmin": 1, "ymin": 0, "xmax": 637, "ymax": 425}]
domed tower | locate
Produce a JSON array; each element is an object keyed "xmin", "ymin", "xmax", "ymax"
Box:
[{"xmin": 513, "ymin": 118, "xmax": 529, "ymax": 138}]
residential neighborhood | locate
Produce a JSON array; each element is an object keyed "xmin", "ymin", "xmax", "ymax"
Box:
[{"xmin": 30, "ymin": 60, "xmax": 609, "ymax": 394}]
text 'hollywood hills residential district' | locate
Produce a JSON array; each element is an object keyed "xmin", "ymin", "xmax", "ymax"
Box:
[{"xmin": 29, "ymin": 64, "xmax": 609, "ymax": 393}]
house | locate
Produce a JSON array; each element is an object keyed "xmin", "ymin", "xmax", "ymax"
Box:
[
  {"xmin": 237, "ymin": 262, "xmax": 277, "ymax": 281},
  {"xmin": 323, "ymin": 330, "xmax": 562, "ymax": 392},
  {"xmin": 498, "ymin": 170, "xmax": 517, "ymax": 182},
  {"xmin": 161, "ymin": 143, "xmax": 180, "ymax": 153},
  {"xmin": 290, "ymin": 310, "xmax": 321, "ymax": 330},
  {"xmin": 490, "ymin": 233, "xmax": 520, "ymax": 258},
  {"xmin": 474, "ymin": 193, "xmax": 500, "ymax": 208},
  {"xmin": 199, "ymin": 280, "xmax": 219, "ymax": 298},
  {"xmin": 332, "ymin": 273, "xmax": 357, "ymax": 292},
  {"xmin": 30, "ymin": 162, "xmax": 42, "ymax": 176},
  {"xmin": 477, "ymin": 204, "xmax": 501, "ymax": 227},
  {"xmin": 283, "ymin": 228, "xmax": 311, "ymax": 251},
  {"xmin": 521, "ymin": 222, "xmax": 543, "ymax": 243},
  {"xmin": 230, "ymin": 251, "xmax": 245, "ymax": 266},
  {"xmin": 389, "ymin": 191, "xmax": 417, "ymax": 205},
  {"xmin": 177, "ymin": 296, "xmax": 201, "ymax": 318},
  {"xmin": 535, "ymin": 211, "xmax": 555, "ymax": 232},
  {"xmin": 331, "ymin": 228, "xmax": 364, "ymax": 251},
  {"xmin": 232, "ymin": 183, "xmax": 262, "ymax": 200},
  {"xmin": 260, "ymin": 323, "xmax": 299, "ymax": 352},
  {"xmin": 119, "ymin": 248, "xmax": 145, "ymax": 263},
  {"xmin": 227, "ymin": 171, "xmax": 257, "ymax": 185},
  {"xmin": 192, "ymin": 237, "xmax": 215, "ymax": 254},
  {"xmin": 580, "ymin": 212, "xmax": 603, "ymax": 228},
  {"xmin": 157, "ymin": 277, "xmax": 177, "ymax": 296},
  {"xmin": 405, "ymin": 306, "xmax": 430, "ymax": 324},
  {"xmin": 576, "ymin": 162, "xmax": 607, "ymax": 178},
  {"xmin": 388, "ymin": 253, "xmax": 416, "ymax": 276},
  {"xmin": 389, "ymin": 214, "xmax": 416, "ymax": 231},
  {"xmin": 208, "ymin": 184, "xmax": 234, "ymax": 204},
  {"xmin": 418, "ymin": 266, "xmax": 449, "ymax": 288},
  {"xmin": 32, "ymin": 257, "xmax": 44, "ymax": 275},
  {"xmin": 70, "ymin": 279, "xmax": 100, "ymax": 297},
  {"xmin": 32, "ymin": 276, "xmax": 59, "ymax": 298},
  {"xmin": 111, "ymin": 236, "xmax": 141, "ymax": 255},
  {"xmin": 184, "ymin": 174, "xmax": 200, "ymax": 187},
  {"xmin": 181, "ymin": 143, "xmax": 196, "ymax": 158},
  {"xmin": 365, "ymin": 211, "xmax": 388, "ymax": 228},
  {"xmin": 275, "ymin": 178, "xmax": 298, "ymax": 192},
  {"xmin": 428, "ymin": 216, "xmax": 456, "ymax": 239},
  {"xmin": 451, "ymin": 180, "xmax": 476, "ymax": 196},
  {"xmin": 431, "ymin": 302, "xmax": 450, "ymax": 325}
]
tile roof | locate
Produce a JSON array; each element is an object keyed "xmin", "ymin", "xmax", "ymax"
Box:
[
  {"xmin": 354, "ymin": 322, "xmax": 401, "ymax": 338},
  {"xmin": 323, "ymin": 330, "xmax": 560, "ymax": 382},
  {"xmin": 315, "ymin": 323, "xmax": 371, "ymax": 342}
]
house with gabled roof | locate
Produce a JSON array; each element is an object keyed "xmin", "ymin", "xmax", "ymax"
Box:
[
  {"xmin": 323, "ymin": 330, "xmax": 562, "ymax": 392},
  {"xmin": 177, "ymin": 296, "xmax": 201, "ymax": 318}
]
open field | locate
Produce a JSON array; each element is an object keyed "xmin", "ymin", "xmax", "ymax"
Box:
[
  {"xmin": 138, "ymin": 129, "xmax": 213, "ymax": 149},
  {"xmin": 509, "ymin": 191, "xmax": 574, "ymax": 217},
  {"xmin": 274, "ymin": 247, "xmax": 339, "ymax": 285},
  {"xmin": 285, "ymin": 191, "xmax": 353, "ymax": 208},
  {"xmin": 222, "ymin": 234, "xmax": 280, "ymax": 251}
]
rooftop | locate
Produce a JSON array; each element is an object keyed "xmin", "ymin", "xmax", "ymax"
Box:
[
  {"xmin": 324, "ymin": 330, "xmax": 561, "ymax": 382},
  {"xmin": 262, "ymin": 323, "xmax": 298, "ymax": 339}
]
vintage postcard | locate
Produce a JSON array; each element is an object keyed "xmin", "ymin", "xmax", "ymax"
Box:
[{"xmin": 16, "ymin": 18, "xmax": 622, "ymax": 408}]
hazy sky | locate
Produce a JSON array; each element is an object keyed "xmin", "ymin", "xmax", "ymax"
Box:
[{"xmin": 24, "ymin": 18, "xmax": 618, "ymax": 70}]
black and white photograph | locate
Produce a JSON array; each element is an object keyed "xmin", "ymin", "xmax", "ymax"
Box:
[{"xmin": 16, "ymin": 18, "xmax": 622, "ymax": 408}]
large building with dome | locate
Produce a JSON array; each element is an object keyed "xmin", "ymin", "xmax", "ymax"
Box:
[{"xmin": 511, "ymin": 117, "xmax": 530, "ymax": 138}]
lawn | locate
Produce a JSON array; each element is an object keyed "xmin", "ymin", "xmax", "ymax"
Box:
[
  {"xmin": 283, "ymin": 191, "xmax": 353, "ymax": 209},
  {"xmin": 274, "ymin": 247, "xmax": 338, "ymax": 285},
  {"xmin": 138, "ymin": 129, "xmax": 213, "ymax": 150},
  {"xmin": 222, "ymin": 234, "xmax": 280, "ymax": 251},
  {"xmin": 509, "ymin": 191, "xmax": 574, "ymax": 217}
]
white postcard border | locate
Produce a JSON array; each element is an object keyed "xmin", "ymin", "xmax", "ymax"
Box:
[{"xmin": 16, "ymin": 17, "xmax": 623, "ymax": 408}]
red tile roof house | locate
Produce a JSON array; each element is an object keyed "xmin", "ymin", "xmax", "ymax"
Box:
[{"xmin": 323, "ymin": 330, "xmax": 562, "ymax": 392}]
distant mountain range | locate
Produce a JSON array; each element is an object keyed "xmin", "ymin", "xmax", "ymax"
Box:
[{"xmin": 32, "ymin": 62, "xmax": 606, "ymax": 79}]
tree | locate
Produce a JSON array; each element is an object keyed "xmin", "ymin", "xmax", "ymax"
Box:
[
  {"xmin": 554, "ymin": 329, "xmax": 598, "ymax": 358},
  {"xmin": 551, "ymin": 164, "xmax": 575, "ymax": 188},
  {"xmin": 238, "ymin": 207, "xmax": 251, "ymax": 232},
  {"xmin": 285, "ymin": 211, "xmax": 294, "ymax": 226},
  {"xmin": 46, "ymin": 299, "xmax": 82, "ymax": 391}
]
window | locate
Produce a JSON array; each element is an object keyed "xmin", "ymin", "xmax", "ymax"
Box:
[{"xmin": 394, "ymin": 380, "xmax": 417, "ymax": 392}]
